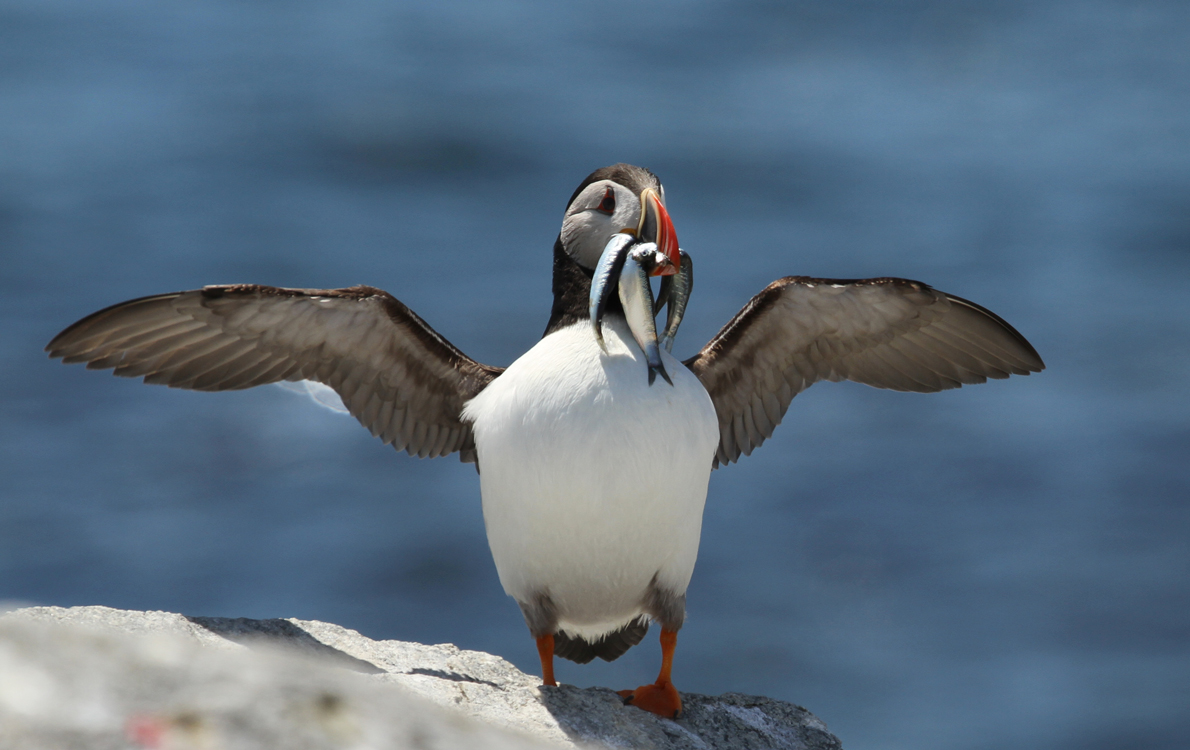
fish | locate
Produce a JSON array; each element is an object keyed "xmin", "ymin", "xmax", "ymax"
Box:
[
  {"xmin": 656, "ymin": 250, "xmax": 692, "ymax": 353},
  {"xmin": 619, "ymin": 245, "xmax": 673, "ymax": 386},
  {"xmin": 589, "ymin": 231, "xmax": 636, "ymax": 352}
]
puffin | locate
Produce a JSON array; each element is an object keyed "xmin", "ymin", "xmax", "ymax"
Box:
[{"xmin": 46, "ymin": 163, "xmax": 1044, "ymax": 718}]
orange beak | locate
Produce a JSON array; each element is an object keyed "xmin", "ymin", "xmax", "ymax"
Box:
[{"xmin": 636, "ymin": 188, "xmax": 679, "ymax": 276}]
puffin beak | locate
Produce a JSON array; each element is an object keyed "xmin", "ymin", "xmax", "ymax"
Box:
[{"xmin": 636, "ymin": 189, "xmax": 679, "ymax": 277}]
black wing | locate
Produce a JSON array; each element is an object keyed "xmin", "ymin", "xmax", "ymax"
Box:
[
  {"xmin": 46, "ymin": 284, "xmax": 503, "ymax": 462},
  {"xmin": 684, "ymin": 276, "xmax": 1044, "ymax": 467}
]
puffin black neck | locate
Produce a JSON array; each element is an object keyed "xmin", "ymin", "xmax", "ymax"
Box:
[{"xmin": 543, "ymin": 237, "xmax": 591, "ymax": 338}]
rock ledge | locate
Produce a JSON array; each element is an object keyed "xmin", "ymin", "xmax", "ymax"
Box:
[{"xmin": 0, "ymin": 605, "xmax": 842, "ymax": 750}]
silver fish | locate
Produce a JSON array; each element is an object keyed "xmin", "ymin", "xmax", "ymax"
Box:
[
  {"xmin": 619, "ymin": 246, "xmax": 672, "ymax": 386},
  {"xmin": 657, "ymin": 250, "xmax": 692, "ymax": 353},
  {"xmin": 589, "ymin": 232, "xmax": 636, "ymax": 351}
]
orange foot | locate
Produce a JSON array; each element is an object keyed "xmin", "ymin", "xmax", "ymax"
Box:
[{"xmin": 618, "ymin": 680, "xmax": 683, "ymax": 719}]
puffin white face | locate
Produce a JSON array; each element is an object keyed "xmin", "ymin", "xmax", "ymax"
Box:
[{"xmin": 560, "ymin": 179, "xmax": 643, "ymax": 270}]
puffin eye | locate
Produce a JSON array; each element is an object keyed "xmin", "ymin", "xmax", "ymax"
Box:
[{"xmin": 596, "ymin": 188, "xmax": 616, "ymax": 215}]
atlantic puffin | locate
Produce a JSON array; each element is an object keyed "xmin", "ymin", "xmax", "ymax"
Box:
[{"xmin": 46, "ymin": 163, "xmax": 1044, "ymax": 718}]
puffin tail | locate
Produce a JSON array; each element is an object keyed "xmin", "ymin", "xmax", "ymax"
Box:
[{"xmin": 553, "ymin": 617, "xmax": 649, "ymax": 664}]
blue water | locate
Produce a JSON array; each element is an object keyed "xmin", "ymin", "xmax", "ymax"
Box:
[{"xmin": 3, "ymin": 2, "xmax": 1188, "ymax": 748}]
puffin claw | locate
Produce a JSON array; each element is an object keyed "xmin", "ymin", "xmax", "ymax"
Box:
[{"xmin": 619, "ymin": 681, "xmax": 683, "ymax": 719}]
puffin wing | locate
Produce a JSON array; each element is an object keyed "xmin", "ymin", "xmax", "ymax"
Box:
[
  {"xmin": 46, "ymin": 284, "xmax": 503, "ymax": 462},
  {"xmin": 684, "ymin": 276, "xmax": 1044, "ymax": 467}
]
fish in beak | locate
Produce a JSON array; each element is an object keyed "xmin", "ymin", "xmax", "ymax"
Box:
[
  {"xmin": 589, "ymin": 232, "xmax": 637, "ymax": 351},
  {"xmin": 588, "ymin": 234, "xmax": 674, "ymax": 385},
  {"xmin": 619, "ymin": 245, "xmax": 673, "ymax": 386},
  {"xmin": 656, "ymin": 250, "xmax": 693, "ymax": 353}
]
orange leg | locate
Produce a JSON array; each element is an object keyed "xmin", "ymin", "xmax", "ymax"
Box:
[
  {"xmin": 617, "ymin": 628, "xmax": 682, "ymax": 718},
  {"xmin": 536, "ymin": 634, "xmax": 557, "ymax": 687}
]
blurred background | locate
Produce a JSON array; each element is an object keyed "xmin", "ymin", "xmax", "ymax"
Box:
[{"xmin": 2, "ymin": 1, "xmax": 1188, "ymax": 749}]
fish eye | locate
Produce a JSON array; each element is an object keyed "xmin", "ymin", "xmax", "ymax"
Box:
[{"xmin": 596, "ymin": 188, "xmax": 616, "ymax": 215}]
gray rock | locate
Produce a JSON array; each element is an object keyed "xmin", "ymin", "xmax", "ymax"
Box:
[{"xmin": 0, "ymin": 605, "xmax": 842, "ymax": 750}]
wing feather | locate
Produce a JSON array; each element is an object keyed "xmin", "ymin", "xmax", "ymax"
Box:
[
  {"xmin": 685, "ymin": 276, "xmax": 1043, "ymax": 466},
  {"xmin": 189, "ymin": 349, "xmax": 277, "ymax": 391},
  {"xmin": 47, "ymin": 284, "xmax": 503, "ymax": 462}
]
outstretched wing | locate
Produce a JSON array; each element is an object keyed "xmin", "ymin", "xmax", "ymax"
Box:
[
  {"xmin": 46, "ymin": 284, "xmax": 503, "ymax": 462},
  {"xmin": 684, "ymin": 276, "xmax": 1044, "ymax": 467}
]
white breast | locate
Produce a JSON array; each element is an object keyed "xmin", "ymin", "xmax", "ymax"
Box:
[{"xmin": 462, "ymin": 317, "xmax": 719, "ymax": 639}]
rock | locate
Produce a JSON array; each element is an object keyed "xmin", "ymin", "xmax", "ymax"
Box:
[{"xmin": 0, "ymin": 605, "xmax": 842, "ymax": 750}]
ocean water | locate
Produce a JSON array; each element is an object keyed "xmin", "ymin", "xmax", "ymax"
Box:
[{"xmin": 2, "ymin": 2, "xmax": 1188, "ymax": 749}]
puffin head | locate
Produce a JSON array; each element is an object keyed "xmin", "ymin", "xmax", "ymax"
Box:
[{"xmin": 559, "ymin": 163, "xmax": 680, "ymax": 276}]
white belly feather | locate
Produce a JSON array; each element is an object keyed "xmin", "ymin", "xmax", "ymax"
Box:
[{"xmin": 462, "ymin": 318, "xmax": 719, "ymax": 639}]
